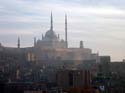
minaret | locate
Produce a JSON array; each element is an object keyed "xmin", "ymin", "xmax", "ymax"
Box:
[
  {"xmin": 17, "ymin": 37, "xmax": 20, "ymax": 48},
  {"xmin": 42, "ymin": 34, "xmax": 44, "ymax": 40},
  {"xmin": 50, "ymin": 12, "xmax": 53, "ymax": 31},
  {"xmin": 34, "ymin": 37, "xmax": 36, "ymax": 46},
  {"xmin": 80, "ymin": 40, "xmax": 84, "ymax": 48},
  {"xmin": 65, "ymin": 14, "xmax": 68, "ymax": 48}
]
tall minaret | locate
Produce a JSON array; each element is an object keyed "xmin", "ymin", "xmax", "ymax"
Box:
[
  {"xmin": 34, "ymin": 37, "xmax": 36, "ymax": 46},
  {"xmin": 50, "ymin": 12, "xmax": 53, "ymax": 31},
  {"xmin": 17, "ymin": 37, "xmax": 20, "ymax": 48},
  {"xmin": 65, "ymin": 14, "xmax": 68, "ymax": 48},
  {"xmin": 42, "ymin": 34, "xmax": 44, "ymax": 40}
]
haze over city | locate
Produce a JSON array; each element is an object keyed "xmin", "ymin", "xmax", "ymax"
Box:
[{"xmin": 0, "ymin": 0, "xmax": 125, "ymax": 61}]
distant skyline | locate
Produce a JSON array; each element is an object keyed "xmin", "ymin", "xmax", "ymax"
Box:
[{"xmin": 0, "ymin": 0, "xmax": 125, "ymax": 61}]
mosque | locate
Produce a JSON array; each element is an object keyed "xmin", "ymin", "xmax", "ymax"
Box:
[
  {"xmin": 0, "ymin": 13, "xmax": 101, "ymax": 83},
  {"xmin": 0, "ymin": 13, "xmax": 100, "ymax": 64}
]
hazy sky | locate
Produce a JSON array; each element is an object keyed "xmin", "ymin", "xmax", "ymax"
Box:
[{"xmin": 0, "ymin": 0, "xmax": 125, "ymax": 61}]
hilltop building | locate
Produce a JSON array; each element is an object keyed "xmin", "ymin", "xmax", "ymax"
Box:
[
  {"xmin": 27, "ymin": 13, "xmax": 99, "ymax": 63},
  {"xmin": 0, "ymin": 13, "xmax": 100, "ymax": 64}
]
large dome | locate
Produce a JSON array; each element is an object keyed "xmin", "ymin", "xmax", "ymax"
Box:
[{"xmin": 44, "ymin": 30, "xmax": 58, "ymax": 40}]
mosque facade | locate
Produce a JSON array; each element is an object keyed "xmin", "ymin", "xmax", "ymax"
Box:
[{"xmin": 0, "ymin": 13, "xmax": 100, "ymax": 64}]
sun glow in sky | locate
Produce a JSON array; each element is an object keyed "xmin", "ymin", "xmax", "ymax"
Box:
[{"xmin": 0, "ymin": 0, "xmax": 125, "ymax": 61}]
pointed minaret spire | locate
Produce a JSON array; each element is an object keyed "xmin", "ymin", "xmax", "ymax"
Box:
[
  {"xmin": 65, "ymin": 14, "xmax": 68, "ymax": 48},
  {"xmin": 50, "ymin": 12, "xmax": 53, "ymax": 31},
  {"xmin": 17, "ymin": 37, "xmax": 20, "ymax": 48}
]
